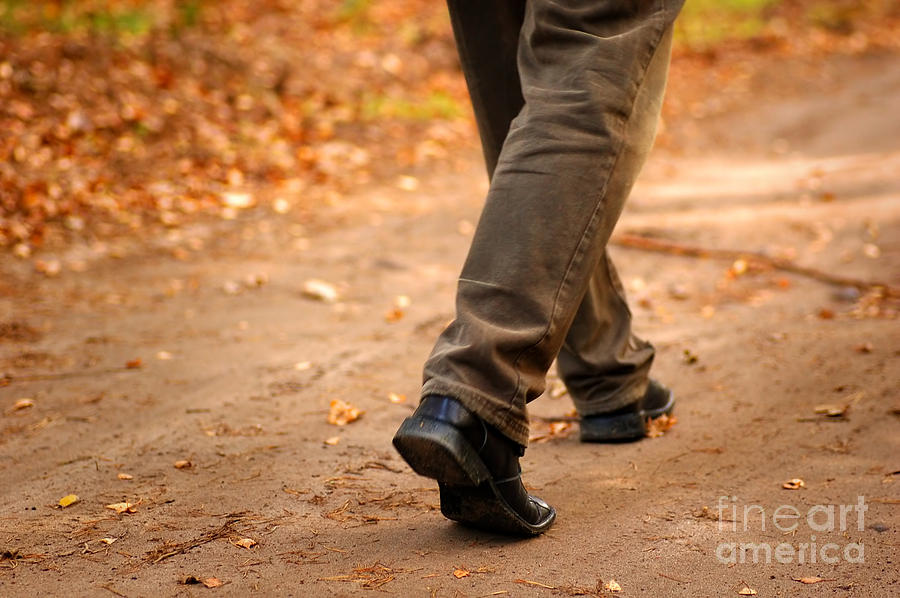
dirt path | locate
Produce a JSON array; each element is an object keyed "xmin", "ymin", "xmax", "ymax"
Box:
[{"xmin": 1, "ymin": 52, "xmax": 898, "ymax": 597}]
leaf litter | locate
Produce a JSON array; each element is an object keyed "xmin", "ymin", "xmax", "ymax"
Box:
[
  {"xmin": 328, "ymin": 399, "xmax": 362, "ymax": 426},
  {"xmin": 320, "ymin": 563, "xmax": 406, "ymax": 590}
]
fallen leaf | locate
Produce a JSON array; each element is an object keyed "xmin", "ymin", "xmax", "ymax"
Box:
[
  {"xmin": 117, "ymin": 473, "xmax": 133, "ymax": 480},
  {"xmin": 529, "ymin": 420, "xmax": 574, "ymax": 443},
  {"xmin": 452, "ymin": 568, "xmax": 470, "ymax": 579},
  {"xmin": 99, "ymin": 537, "xmax": 117, "ymax": 545},
  {"xmin": 668, "ymin": 283, "xmax": 690, "ymax": 300},
  {"xmin": 792, "ymin": 576, "xmax": 830, "ymax": 584},
  {"xmin": 394, "ymin": 295, "xmax": 411, "ymax": 308},
  {"xmin": 730, "ymin": 259, "xmax": 748, "ymax": 276},
  {"xmin": 396, "ymin": 175, "xmax": 419, "ymax": 191},
  {"xmin": 605, "ymin": 580, "xmax": 622, "ymax": 592},
  {"xmin": 783, "ymin": 478, "xmax": 806, "ymax": 490},
  {"xmin": 233, "ymin": 538, "xmax": 257, "ymax": 549},
  {"xmin": 302, "ymin": 279, "xmax": 339, "ymax": 302},
  {"xmin": 385, "ymin": 308, "xmax": 404, "ymax": 322},
  {"xmin": 324, "ymin": 436, "xmax": 340, "ymax": 446},
  {"xmin": 647, "ymin": 414, "xmax": 678, "ymax": 438},
  {"xmin": 388, "ymin": 393, "xmax": 406, "ymax": 404},
  {"xmin": 35, "ymin": 259, "xmax": 62, "ymax": 277},
  {"xmin": 273, "ymin": 198, "xmax": 291, "ymax": 214},
  {"xmin": 817, "ymin": 308, "xmax": 835, "ymax": 320},
  {"xmin": 221, "ymin": 192, "xmax": 254, "ymax": 209},
  {"xmin": 125, "ymin": 358, "xmax": 142, "ymax": 369},
  {"xmin": 814, "ymin": 404, "xmax": 848, "ymax": 417},
  {"xmin": 862, "ymin": 243, "xmax": 880, "ymax": 259},
  {"xmin": 328, "ymin": 399, "xmax": 362, "ymax": 426},
  {"xmin": 294, "ymin": 361, "xmax": 312, "ymax": 371},
  {"xmin": 58, "ymin": 494, "xmax": 79, "ymax": 508},
  {"xmin": 9, "ymin": 398, "xmax": 34, "ymax": 412},
  {"xmin": 549, "ymin": 421, "xmax": 570, "ymax": 435},
  {"xmin": 244, "ymin": 273, "xmax": 268, "ymax": 287},
  {"xmin": 738, "ymin": 587, "xmax": 757, "ymax": 596},
  {"xmin": 174, "ymin": 460, "xmax": 192, "ymax": 469},
  {"xmin": 156, "ymin": 351, "xmax": 173, "ymax": 360},
  {"xmin": 203, "ymin": 577, "xmax": 223, "ymax": 588},
  {"xmin": 105, "ymin": 501, "xmax": 137, "ymax": 514}
]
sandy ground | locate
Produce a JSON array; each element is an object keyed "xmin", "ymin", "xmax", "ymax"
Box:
[{"xmin": 1, "ymin": 51, "xmax": 898, "ymax": 597}]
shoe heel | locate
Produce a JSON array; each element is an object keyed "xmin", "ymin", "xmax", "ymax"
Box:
[
  {"xmin": 393, "ymin": 416, "xmax": 491, "ymax": 487},
  {"xmin": 579, "ymin": 412, "xmax": 647, "ymax": 442}
]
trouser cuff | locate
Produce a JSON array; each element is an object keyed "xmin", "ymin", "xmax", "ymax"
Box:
[{"xmin": 421, "ymin": 377, "xmax": 531, "ymax": 447}]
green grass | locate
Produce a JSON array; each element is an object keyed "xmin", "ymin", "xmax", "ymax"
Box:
[
  {"xmin": 0, "ymin": 0, "xmax": 203, "ymax": 36},
  {"xmin": 675, "ymin": 0, "xmax": 778, "ymax": 48},
  {"xmin": 361, "ymin": 90, "xmax": 463, "ymax": 121}
]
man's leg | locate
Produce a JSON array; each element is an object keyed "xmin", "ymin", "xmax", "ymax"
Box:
[
  {"xmin": 445, "ymin": 0, "xmax": 526, "ymax": 179},
  {"xmin": 557, "ymin": 26, "xmax": 677, "ymax": 437},
  {"xmin": 557, "ymin": 251, "xmax": 654, "ymax": 413},
  {"xmin": 423, "ymin": 0, "xmax": 683, "ymax": 447}
]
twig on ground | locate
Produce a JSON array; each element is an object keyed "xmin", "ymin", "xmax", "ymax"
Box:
[
  {"xmin": 144, "ymin": 518, "xmax": 241, "ymax": 564},
  {"xmin": 1, "ymin": 367, "xmax": 140, "ymax": 386},
  {"xmin": 612, "ymin": 234, "xmax": 900, "ymax": 297}
]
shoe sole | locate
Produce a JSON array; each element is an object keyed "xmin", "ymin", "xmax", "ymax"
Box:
[
  {"xmin": 579, "ymin": 389, "xmax": 675, "ymax": 443},
  {"xmin": 393, "ymin": 416, "xmax": 556, "ymax": 536}
]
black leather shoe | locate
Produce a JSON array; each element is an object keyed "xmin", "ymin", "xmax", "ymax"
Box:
[
  {"xmin": 392, "ymin": 396, "xmax": 556, "ymax": 536},
  {"xmin": 579, "ymin": 379, "xmax": 675, "ymax": 442}
]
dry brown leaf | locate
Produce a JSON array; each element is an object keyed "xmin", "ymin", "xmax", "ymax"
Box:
[
  {"xmin": 105, "ymin": 501, "xmax": 137, "ymax": 514},
  {"xmin": 125, "ymin": 358, "xmax": 142, "ymax": 369},
  {"xmin": 117, "ymin": 473, "xmax": 133, "ymax": 480},
  {"xmin": 9, "ymin": 398, "xmax": 34, "ymax": 412},
  {"xmin": 605, "ymin": 579, "xmax": 622, "ymax": 592},
  {"xmin": 181, "ymin": 575, "xmax": 222, "ymax": 587},
  {"xmin": 221, "ymin": 192, "xmax": 254, "ymax": 209},
  {"xmin": 58, "ymin": 494, "xmax": 79, "ymax": 508},
  {"xmin": 738, "ymin": 587, "xmax": 757, "ymax": 596},
  {"xmin": 174, "ymin": 460, "xmax": 192, "ymax": 469},
  {"xmin": 529, "ymin": 420, "xmax": 574, "ymax": 443},
  {"xmin": 302, "ymin": 279, "xmax": 339, "ymax": 303},
  {"xmin": 396, "ymin": 175, "xmax": 419, "ymax": 191},
  {"xmin": 99, "ymin": 538, "xmax": 117, "ymax": 545},
  {"xmin": 647, "ymin": 414, "xmax": 678, "ymax": 438},
  {"xmin": 328, "ymin": 399, "xmax": 362, "ymax": 426},
  {"xmin": 453, "ymin": 568, "xmax": 470, "ymax": 579},
  {"xmin": 388, "ymin": 392, "xmax": 406, "ymax": 404},
  {"xmin": 792, "ymin": 576, "xmax": 830, "ymax": 584},
  {"xmin": 233, "ymin": 538, "xmax": 257, "ymax": 549},
  {"xmin": 324, "ymin": 436, "xmax": 340, "ymax": 446},
  {"xmin": 385, "ymin": 308, "xmax": 404, "ymax": 322},
  {"xmin": 814, "ymin": 404, "xmax": 848, "ymax": 417},
  {"xmin": 783, "ymin": 478, "xmax": 806, "ymax": 490}
]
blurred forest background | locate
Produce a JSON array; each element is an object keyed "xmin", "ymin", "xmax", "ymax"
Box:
[{"xmin": 1, "ymin": 0, "xmax": 898, "ymax": 268}]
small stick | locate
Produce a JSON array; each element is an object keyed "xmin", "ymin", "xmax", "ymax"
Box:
[{"xmin": 612, "ymin": 234, "xmax": 899, "ymax": 297}]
